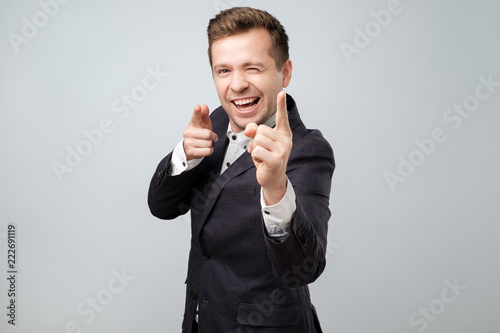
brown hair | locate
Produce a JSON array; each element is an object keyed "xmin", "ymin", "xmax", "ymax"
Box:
[{"xmin": 207, "ymin": 7, "xmax": 289, "ymax": 69}]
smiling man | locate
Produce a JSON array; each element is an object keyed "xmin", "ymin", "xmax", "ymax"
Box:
[{"xmin": 148, "ymin": 7, "xmax": 335, "ymax": 333}]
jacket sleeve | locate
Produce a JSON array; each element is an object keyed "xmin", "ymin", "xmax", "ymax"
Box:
[
  {"xmin": 263, "ymin": 129, "xmax": 335, "ymax": 288},
  {"xmin": 147, "ymin": 152, "xmax": 203, "ymax": 220}
]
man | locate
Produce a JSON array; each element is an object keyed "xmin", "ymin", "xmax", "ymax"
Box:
[{"xmin": 148, "ymin": 7, "xmax": 335, "ymax": 332}]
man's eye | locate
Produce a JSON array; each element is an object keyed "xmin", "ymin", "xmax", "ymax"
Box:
[{"xmin": 219, "ymin": 69, "xmax": 230, "ymax": 74}]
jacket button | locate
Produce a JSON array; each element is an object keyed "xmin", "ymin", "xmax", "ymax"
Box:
[
  {"xmin": 203, "ymin": 252, "xmax": 211, "ymax": 260},
  {"xmin": 190, "ymin": 290, "xmax": 198, "ymax": 300}
]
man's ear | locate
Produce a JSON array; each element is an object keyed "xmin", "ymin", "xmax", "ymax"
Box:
[{"xmin": 281, "ymin": 59, "xmax": 293, "ymax": 88}]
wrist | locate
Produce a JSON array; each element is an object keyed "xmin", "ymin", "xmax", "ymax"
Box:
[{"xmin": 262, "ymin": 177, "xmax": 287, "ymax": 205}]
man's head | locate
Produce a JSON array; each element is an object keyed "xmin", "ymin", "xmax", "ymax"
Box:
[
  {"xmin": 207, "ymin": 7, "xmax": 293, "ymax": 133},
  {"xmin": 208, "ymin": 7, "xmax": 289, "ymax": 69}
]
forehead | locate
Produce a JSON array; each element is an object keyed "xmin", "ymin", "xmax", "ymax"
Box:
[{"xmin": 211, "ymin": 28, "xmax": 274, "ymax": 66}]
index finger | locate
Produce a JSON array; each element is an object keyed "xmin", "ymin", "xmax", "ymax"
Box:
[{"xmin": 275, "ymin": 91, "xmax": 290, "ymax": 132}]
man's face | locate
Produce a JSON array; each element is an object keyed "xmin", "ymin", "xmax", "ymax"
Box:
[{"xmin": 211, "ymin": 28, "xmax": 292, "ymax": 133}]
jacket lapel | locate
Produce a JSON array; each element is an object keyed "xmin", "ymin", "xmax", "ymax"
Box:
[{"xmin": 197, "ymin": 149, "xmax": 255, "ymax": 237}]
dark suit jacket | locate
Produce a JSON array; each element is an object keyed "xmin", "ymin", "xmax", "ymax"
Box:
[{"xmin": 148, "ymin": 94, "xmax": 335, "ymax": 332}]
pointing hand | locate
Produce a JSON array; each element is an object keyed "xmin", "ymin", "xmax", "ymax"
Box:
[
  {"xmin": 244, "ymin": 91, "xmax": 293, "ymax": 205},
  {"xmin": 183, "ymin": 104, "xmax": 218, "ymax": 161}
]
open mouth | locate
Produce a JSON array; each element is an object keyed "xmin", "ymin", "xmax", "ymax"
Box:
[{"xmin": 232, "ymin": 97, "xmax": 260, "ymax": 112}]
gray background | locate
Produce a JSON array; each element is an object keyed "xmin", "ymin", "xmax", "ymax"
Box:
[{"xmin": 1, "ymin": 0, "xmax": 499, "ymax": 332}]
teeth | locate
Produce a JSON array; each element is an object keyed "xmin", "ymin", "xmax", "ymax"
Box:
[
  {"xmin": 233, "ymin": 97, "xmax": 258, "ymax": 106},
  {"xmin": 238, "ymin": 104, "xmax": 254, "ymax": 111}
]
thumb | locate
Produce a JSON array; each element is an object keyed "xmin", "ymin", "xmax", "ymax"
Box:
[
  {"xmin": 199, "ymin": 104, "xmax": 212, "ymax": 130},
  {"xmin": 244, "ymin": 122, "xmax": 258, "ymax": 138},
  {"xmin": 244, "ymin": 122, "xmax": 258, "ymax": 153},
  {"xmin": 191, "ymin": 104, "xmax": 212, "ymax": 129}
]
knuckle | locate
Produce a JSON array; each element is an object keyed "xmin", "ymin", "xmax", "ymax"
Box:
[
  {"xmin": 184, "ymin": 127, "xmax": 195, "ymax": 138},
  {"xmin": 256, "ymin": 125, "xmax": 267, "ymax": 134},
  {"xmin": 200, "ymin": 129, "xmax": 211, "ymax": 139},
  {"xmin": 204, "ymin": 140, "xmax": 214, "ymax": 148},
  {"xmin": 252, "ymin": 145, "xmax": 263, "ymax": 155}
]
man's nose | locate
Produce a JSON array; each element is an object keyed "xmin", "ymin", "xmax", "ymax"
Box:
[{"xmin": 230, "ymin": 73, "xmax": 249, "ymax": 92}]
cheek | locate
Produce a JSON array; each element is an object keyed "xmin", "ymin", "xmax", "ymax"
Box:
[
  {"xmin": 255, "ymin": 75, "xmax": 280, "ymax": 94},
  {"xmin": 214, "ymin": 81, "xmax": 228, "ymax": 98}
]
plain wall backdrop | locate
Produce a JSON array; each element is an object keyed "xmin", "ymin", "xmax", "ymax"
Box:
[{"xmin": 1, "ymin": 0, "xmax": 499, "ymax": 332}]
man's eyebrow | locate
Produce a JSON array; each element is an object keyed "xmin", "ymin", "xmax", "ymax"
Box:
[
  {"xmin": 212, "ymin": 63, "xmax": 229, "ymax": 70},
  {"xmin": 242, "ymin": 62, "xmax": 267, "ymax": 68},
  {"xmin": 213, "ymin": 62, "xmax": 267, "ymax": 69}
]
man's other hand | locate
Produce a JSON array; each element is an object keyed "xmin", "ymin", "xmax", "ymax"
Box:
[
  {"xmin": 244, "ymin": 91, "xmax": 293, "ymax": 205},
  {"xmin": 183, "ymin": 104, "xmax": 218, "ymax": 161}
]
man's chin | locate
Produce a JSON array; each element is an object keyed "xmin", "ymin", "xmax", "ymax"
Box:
[
  {"xmin": 229, "ymin": 118, "xmax": 251, "ymax": 133},
  {"xmin": 226, "ymin": 113, "xmax": 257, "ymax": 132}
]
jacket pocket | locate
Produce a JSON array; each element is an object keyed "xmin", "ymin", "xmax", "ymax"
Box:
[{"xmin": 236, "ymin": 302, "xmax": 300, "ymax": 327}]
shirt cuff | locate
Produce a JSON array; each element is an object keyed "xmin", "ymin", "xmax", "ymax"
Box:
[
  {"xmin": 260, "ymin": 178, "xmax": 296, "ymax": 238},
  {"xmin": 169, "ymin": 140, "xmax": 204, "ymax": 175}
]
